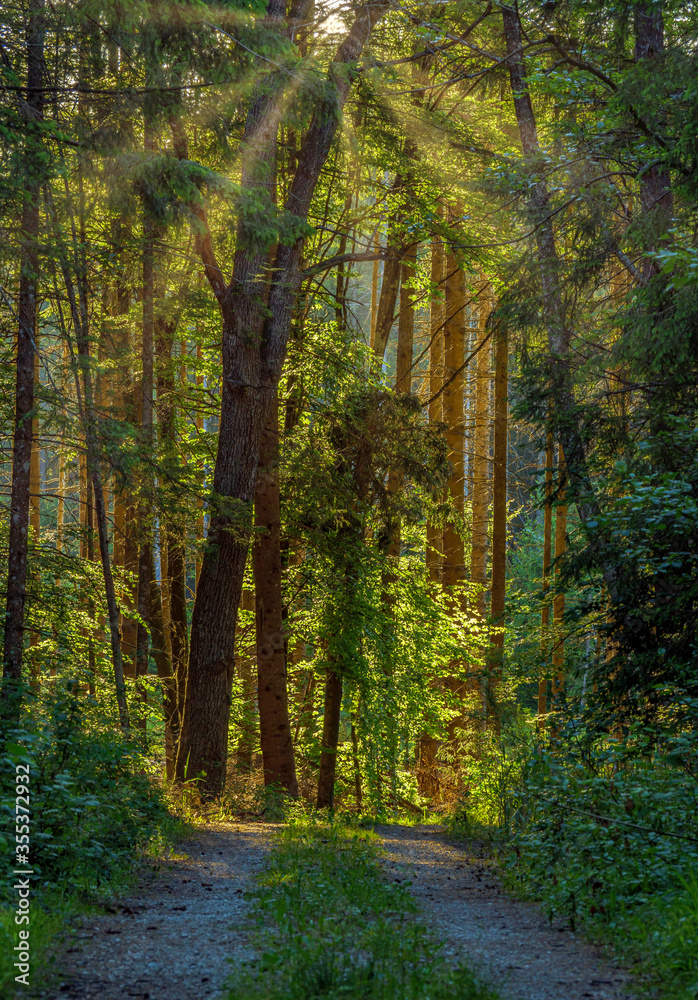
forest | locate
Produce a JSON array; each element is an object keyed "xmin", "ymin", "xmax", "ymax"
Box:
[{"xmin": 1, "ymin": 0, "xmax": 697, "ymax": 998}]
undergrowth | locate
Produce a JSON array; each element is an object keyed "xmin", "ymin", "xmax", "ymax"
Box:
[
  {"xmin": 1, "ymin": 681, "xmax": 183, "ymax": 996},
  {"xmin": 443, "ymin": 714, "xmax": 698, "ymax": 1000},
  {"xmin": 226, "ymin": 811, "xmax": 498, "ymax": 1000}
]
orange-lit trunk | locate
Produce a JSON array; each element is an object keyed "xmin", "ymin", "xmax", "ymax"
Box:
[
  {"xmin": 442, "ymin": 249, "xmax": 467, "ymax": 733},
  {"xmin": 551, "ymin": 445, "xmax": 567, "ymax": 709},
  {"xmin": 538, "ymin": 426, "xmax": 554, "ymax": 723}
]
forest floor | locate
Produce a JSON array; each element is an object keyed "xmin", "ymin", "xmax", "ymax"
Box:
[
  {"xmin": 376, "ymin": 824, "xmax": 635, "ymax": 1000},
  {"xmin": 36, "ymin": 821, "xmax": 275, "ymax": 1000},
  {"xmin": 34, "ymin": 820, "xmax": 635, "ymax": 1000}
]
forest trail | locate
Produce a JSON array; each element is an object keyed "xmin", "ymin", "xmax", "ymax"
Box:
[
  {"xmin": 37, "ymin": 822, "xmax": 274, "ymax": 1000},
  {"xmin": 376, "ymin": 824, "xmax": 634, "ymax": 1000},
  {"xmin": 36, "ymin": 820, "xmax": 637, "ymax": 1000}
]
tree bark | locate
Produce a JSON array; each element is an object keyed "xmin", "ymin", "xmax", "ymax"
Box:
[
  {"xmin": 538, "ymin": 426, "xmax": 554, "ymax": 723},
  {"xmin": 551, "ymin": 445, "xmax": 567, "ymax": 709},
  {"xmin": 426, "ymin": 234, "xmax": 445, "ymax": 585},
  {"xmin": 2, "ymin": 0, "xmax": 45, "ymax": 711},
  {"xmin": 501, "ymin": 3, "xmax": 611, "ymax": 591},
  {"xmin": 177, "ymin": 0, "xmax": 392, "ymax": 795},
  {"xmin": 469, "ymin": 282, "xmax": 492, "ymax": 719},
  {"xmin": 487, "ymin": 319, "xmax": 507, "ymax": 725},
  {"xmin": 254, "ymin": 395, "xmax": 298, "ymax": 795},
  {"xmin": 442, "ymin": 250, "xmax": 467, "ymax": 733},
  {"xmin": 155, "ymin": 315, "xmax": 188, "ymax": 761}
]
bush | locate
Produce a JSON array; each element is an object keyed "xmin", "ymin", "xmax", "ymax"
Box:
[{"xmin": 0, "ymin": 682, "xmax": 176, "ymax": 995}]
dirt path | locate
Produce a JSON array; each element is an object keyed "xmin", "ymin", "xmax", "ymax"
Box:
[
  {"xmin": 376, "ymin": 824, "xmax": 635, "ymax": 1000},
  {"xmin": 38, "ymin": 821, "xmax": 274, "ymax": 1000}
]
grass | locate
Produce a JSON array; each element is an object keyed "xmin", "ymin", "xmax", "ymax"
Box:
[{"xmin": 225, "ymin": 810, "xmax": 499, "ymax": 1000}]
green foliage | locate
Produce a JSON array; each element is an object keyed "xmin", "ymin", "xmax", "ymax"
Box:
[
  {"xmin": 226, "ymin": 813, "xmax": 498, "ymax": 1000},
  {"xmin": 499, "ymin": 715, "xmax": 698, "ymax": 998},
  {"xmin": 0, "ymin": 683, "xmax": 180, "ymax": 994},
  {"xmin": 1, "ymin": 683, "xmax": 174, "ymax": 902}
]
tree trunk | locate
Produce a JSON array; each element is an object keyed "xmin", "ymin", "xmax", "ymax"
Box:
[
  {"xmin": 469, "ymin": 281, "xmax": 492, "ymax": 718},
  {"xmin": 551, "ymin": 445, "xmax": 567, "ymax": 709},
  {"xmin": 426, "ymin": 234, "xmax": 445, "ymax": 585},
  {"xmin": 254, "ymin": 395, "xmax": 298, "ymax": 796},
  {"xmin": 487, "ymin": 319, "xmax": 507, "ymax": 726},
  {"xmin": 442, "ymin": 250, "xmax": 467, "ymax": 733},
  {"xmin": 538, "ymin": 426, "xmax": 554, "ymax": 723},
  {"xmin": 501, "ymin": 5, "xmax": 599, "ymax": 531},
  {"xmin": 2, "ymin": 0, "xmax": 45, "ymax": 712},
  {"xmin": 155, "ymin": 315, "xmax": 188, "ymax": 760},
  {"xmin": 316, "ymin": 668, "xmax": 343, "ymax": 808},
  {"xmin": 386, "ymin": 249, "xmax": 417, "ymax": 560},
  {"xmin": 148, "ymin": 548, "xmax": 176, "ymax": 778},
  {"xmin": 177, "ymin": 0, "xmax": 391, "ymax": 795}
]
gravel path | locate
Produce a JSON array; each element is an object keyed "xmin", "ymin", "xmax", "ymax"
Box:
[
  {"xmin": 376, "ymin": 824, "xmax": 635, "ymax": 1000},
  {"xmin": 38, "ymin": 821, "xmax": 274, "ymax": 1000}
]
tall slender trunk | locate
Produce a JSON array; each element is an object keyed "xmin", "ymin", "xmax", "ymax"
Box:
[
  {"xmin": 501, "ymin": 6, "xmax": 597, "ymax": 529},
  {"xmin": 468, "ymin": 281, "xmax": 492, "ymax": 724},
  {"xmin": 2, "ymin": 0, "xmax": 45, "ymax": 711},
  {"xmin": 426, "ymin": 234, "xmax": 445, "ymax": 585},
  {"xmin": 177, "ymin": 0, "xmax": 391, "ymax": 795},
  {"xmin": 442, "ymin": 249, "xmax": 467, "ymax": 733},
  {"xmin": 538, "ymin": 426, "xmax": 554, "ymax": 722},
  {"xmin": 137, "ymin": 119, "xmax": 156, "ymax": 688},
  {"xmin": 155, "ymin": 316, "xmax": 188, "ymax": 762},
  {"xmin": 195, "ymin": 341, "xmax": 205, "ymax": 589},
  {"xmin": 386, "ymin": 249, "xmax": 416, "ymax": 560},
  {"xmin": 28, "ymin": 346, "xmax": 41, "ymax": 672},
  {"xmin": 551, "ymin": 446, "xmax": 567, "ymax": 709},
  {"xmin": 254, "ymin": 395, "xmax": 298, "ymax": 795},
  {"xmin": 148, "ymin": 548, "xmax": 176, "ymax": 777},
  {"xmin": 487, "ymin": 320, "xmax": 507, "ymax": 726}
]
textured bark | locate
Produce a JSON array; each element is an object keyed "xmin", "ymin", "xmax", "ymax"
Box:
[
  {"xmin": 195, "ymin": 341, "xmax": 205, "ymax": 589},
  {"xmin": 426, "ymin": 235, "xmax": 445, "ymax": 585},
  {"xmin": 148, "ymin": 548, "xmax": 176, "ymax": 777},
  {"xmin": 155, "ymin": 316, "xmax": 188, "ymax": 755},
  {"xmin": 487, "ymin": 320, "xmax": 508, "ymax": 723},
  {"xmin": 442, "ymin": 252, "xmax": 467, "ymax": 731},
  {"xmin": 254, "ymin": 396, "xmax": 298, "ymax": 795},
  {"xmin": 177, "ymin": 0, "xmax": 392, "ymax": 794},
  {"xmin": 370, "ymin": 233, "xmax": 380, "ymax": 347},
  {"xmin": 551, "ymin": 446, "xmax": 567, "ymax": 708},
  {"xmin": 2, "ymin": 0, "xmax": 45, "ymax": 706},
  {"xmin": 469, "ymin": 283, "xmax": 492, "ymax": 718},
  {"xmin": 386, "ymin": 250, "xmax": 416, "ymax": 560},
  {"xmin": 316, "ymin": 669, "xmax": 343, "ymax": 809},
  {"xmin": 470, "ymin": 285, "xmax": 492, "ymax": 618},
  {"xmin": 538, "ymin": 427, "xmax": 554, "ymax": 722},
  {"xmin": 442, "ymin": 256, "xmax": 467, "ymax": 595},
  {"xmin": 136, "ymin": 118, "xmax": 156, "ymax": 683},
  {"xmin": 29, "ymin": 348, "xmax": 40, "ymax": 543},
  {"xmin": 28, "ymin": 346, "xmax": 41, "ymax": 671}
]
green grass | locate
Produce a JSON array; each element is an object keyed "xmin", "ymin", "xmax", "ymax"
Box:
[{"xmin": 226, "ymin": 811, "xmax": 499, "ymax": 1000}]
